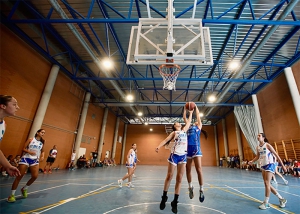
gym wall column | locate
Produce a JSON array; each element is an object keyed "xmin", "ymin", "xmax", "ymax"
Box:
[
  {"xmin": 214, "ymin": 126, "xmax": 219, "ymax": 166},
  {"xmin": 28, "ymin": 64, "xmax": 59, "ymax": 138},
  {"xmin": 97, "ymin": 107, "xmax": 108, "ymax": 162},
  {"xmin": 121, "ymin": 124, "xmax": 128, "ymax": 165},
  {"xmin": 234, "ymin": 117, "xmax": 243, "ymax": 161},
  {"xmin": 222, "ymin": 119, "xmax": 228, "ymax": 157},
  {"xmin": 284, "ymin": 67, "xmax": 300, "ymax": 126},
  {"xmin": 74, "ymin": 92, "xmax": 91, "ymax": 161},
  {"xmin": 111, "ymin": 117, "xmax": 120, "ymax": 159},
  {"xmin": 252, "ymin": 94, "xmax": 264, "ymax": 133}
]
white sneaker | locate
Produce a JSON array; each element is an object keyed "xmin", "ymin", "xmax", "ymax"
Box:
[
  {"xmin": 284, "ymin": 180, "xmax": 288, "ymax": 185},
  {"xmin": 279, "ymin": 198, "xmax": 287, "ymax": 208},
  {"xmin": 126, "ymin": 183, "xmax": 134, "ymax": 188},
  {"xmin": 117, "ymin": 179, "xmax": 123, "ymax": 188},
  {"xmin": 259, "ymin": 203, "xmax": 270, "ymax": 210}
]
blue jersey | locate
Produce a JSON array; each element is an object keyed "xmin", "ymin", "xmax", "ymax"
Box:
[{"xmin": 187, "ymin": 125, "xmax": 201, "ymax": 146}]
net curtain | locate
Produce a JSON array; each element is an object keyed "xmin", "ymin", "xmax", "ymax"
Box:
[{"xmin": 234, "ymin": 106, "xmax": 259, "ymax": 153}]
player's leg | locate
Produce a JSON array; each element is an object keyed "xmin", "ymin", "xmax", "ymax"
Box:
[
  {"xmin": 7, "ymin": 164, "xmax": 28, "ymax": 202},
  {"xmin": 186, "ymin": 158, "xmax": 194, "ymax": 199},
  {"xmin": 194, "ymin": 156, "xmax": 204, "ymax": 202},
  {"xmin": 160, "ymin": 162, "xmax": 176, "ymax": 210}
]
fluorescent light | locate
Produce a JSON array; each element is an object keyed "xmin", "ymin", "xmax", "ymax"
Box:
[
  {"xmin": 208, "ymin": 94, "xmax": 216, "ymax": 102},
  {"xmin": 137, "ymin": 112, "xmax": 143, "ymax": 116},
  {"xmin": 145, "ymin": 122, "xmax": 148, "ymax": 125},
  {"xmin": 228, "ymin": 61, "xmax": 240, "ymax": 70}
]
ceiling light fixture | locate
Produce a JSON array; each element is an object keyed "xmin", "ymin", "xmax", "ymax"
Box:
[{"xmin": 102, "ymin": 58, "xmax": 113, "ymax": 69}]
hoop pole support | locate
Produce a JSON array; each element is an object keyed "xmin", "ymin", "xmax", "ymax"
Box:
[{"xmin": 166, "ymin": 0, "xmax": 174, "ymax": 55}]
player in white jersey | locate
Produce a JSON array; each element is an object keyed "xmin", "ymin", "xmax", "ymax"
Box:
[
  {"xmin": 155, "ymin": 106, "xmax": 193, "ymax": 214},
  {"xmin": 183, "ymin": 104, "xmax": 208, "ymax": 203},
  {"xmin": 7, "ymin": 129, "xmax": 45, "ymax": 203},
  {"xmin": 0, "ymin": 95, "xmax": 20, "ymax": 177},
  {"xmin": 118, "ymin": 143, "xmax": 137, "ymax": 188},
  {"xmin": 249, "ymin": 133, "xmax": 287, "ymax": 210}
]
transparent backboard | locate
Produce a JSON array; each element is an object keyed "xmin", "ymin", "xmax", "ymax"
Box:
[{"xmin": 127, "ymin": 18, "xmax": 213, "ymax": 66}]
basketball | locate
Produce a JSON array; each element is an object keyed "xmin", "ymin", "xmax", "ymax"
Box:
[{"xmin": 185, "ymin": 102, "xmax": 195, "ymax": 111}]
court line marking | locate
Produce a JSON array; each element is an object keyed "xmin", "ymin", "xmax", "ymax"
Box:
[
  {"xmin": 225, "ymin": 185, "xmax": 295, "ymax": 214},
  {"xmin": 0, "ymin": 183, "xmax": 70, "ymax": 201},
  {"xmin": 19, "ymin": 182, "xmax": 115, "ymax": 214},
  {"xmin": 103, "ymin": 202, "xmax": 226, "ymax": 214}
]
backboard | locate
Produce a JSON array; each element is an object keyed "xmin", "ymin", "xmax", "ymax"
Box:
[{"xmin": 126, "ymin": 18, "xmax": 213, "ymax": 66}]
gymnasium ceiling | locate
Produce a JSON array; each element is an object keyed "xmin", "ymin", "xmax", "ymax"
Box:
[{"xmin": 1, "ymin": 0, "xmax": 300, "ymax": 126}]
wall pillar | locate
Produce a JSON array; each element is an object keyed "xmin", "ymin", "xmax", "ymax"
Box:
[
  {"xmin": 97, "ymin": 107, "xmax": 108, "ymax": 162},
  {"xmin": 214, "ymin": 125, "xmax": 219, "ymax": 166},
  {"xmin": 28, "ymin": 64, "xmax": 59, "ymax": 138},
  {"xmin": 121, "ymin": 124, "xmax": 128, "ymax": 165},
  {"xmin": 284, "ymin": 67, "xmax": 300, "ymax": 126},
  {"xmin": 111, "ymin": 117, "xmax": 120, "ymax": 158},
  {"xmin": 74, "ymin": 92, "xmax": 91, "ymax": 161},
  {"xmin": 222, "ymin": 118, "xmax": 228, "ymax": 157}
]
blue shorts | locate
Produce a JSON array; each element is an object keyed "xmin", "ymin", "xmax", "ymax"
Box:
[
  {"xmin": 168, "ymin": 153, "xmax": 187, "ymax": 166},
  {"xmin": 19, "ymin": 157, "xmax": 39, "ymax": 167},
  {"xmin": 261, "ymin": 163, "xmax": 275, "ymax": 174},
  {"xmin": 187, "ymin": 145, "xmax": 202, "ymax": 159},
  {"xmin": 126, "ymin": 163, "xmax": 134, "ymax": 168}
]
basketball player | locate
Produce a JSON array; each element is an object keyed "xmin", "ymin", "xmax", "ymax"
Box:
[
  {"xmin": 249, "ymin": 133, "xmax": 287, "ymax": 210},
  {"xmin": 0, "ymin": 95, "xmax": 20, "ymax": 177},
  {"xmin": 155, "ymin": 106, "xmax": 193, "ymax": 214},
  {"xmin": 183, "ymin": 104, "xmax": 207, "ymax": 203},
  {"xmin": 44, "ymin": 145, "xmax": 58, "ymax": 174},
  {"xmin": 7, "ymin": 129, "xmax": 45, "ymax": 203},
  {"xmin": 118, "ymin": 143, "xmax": 137, "ymax": 188}
]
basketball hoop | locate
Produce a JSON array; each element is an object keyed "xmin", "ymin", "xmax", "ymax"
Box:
[{"xmin": 159, "ymin": 64, "xmax": 181, "ymax": 91}]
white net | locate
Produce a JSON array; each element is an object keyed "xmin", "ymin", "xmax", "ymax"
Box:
[{"xmin": 159, "ymin": 64, "xmax": 181, "ymax": 91}]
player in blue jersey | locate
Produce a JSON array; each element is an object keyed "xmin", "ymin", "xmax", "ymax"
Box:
[
  {"xmin": 249, "ymin": 133, "xmax": 287, "ymax": 210},
  {"xmin": 183, "ymin": 104, "xmax": 207, "ymax": 203},
  {"xmin": 155, "ymin": 106, "xmax": 193, "ymax": 214}
]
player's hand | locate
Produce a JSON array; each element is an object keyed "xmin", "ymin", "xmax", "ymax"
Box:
[{"xmin": 6, "ymin": 165, "xmax": 21, "ymax": 177}]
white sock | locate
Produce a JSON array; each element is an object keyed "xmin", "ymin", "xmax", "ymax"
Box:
[
  {"xmin": 23, "ymin": 185, "xmax": 29, "ymax": 190},
  {"xmin": 188, "ymin": 183, "xmax": 193, "ymax": 188},
  {"xmin": 276, "ymin": 193, "xmax": 283, "ymax": 199},
  {"xmin": 264, "ymin": 197, "xmax": 269, "ymax": 204},
  {"xmin": 11, "ymin": 190, "xmax": 16, "ymax": 195},
  {"xmin": 200, "ymin": 185, "xmax": 204, "ymax": 191}
]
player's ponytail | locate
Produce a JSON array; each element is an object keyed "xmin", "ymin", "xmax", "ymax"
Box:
[{"xmin": 260, "ymin": 133, "xmax": 268, "ymax": 143}]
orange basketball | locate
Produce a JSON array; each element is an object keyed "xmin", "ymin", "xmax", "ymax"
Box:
[{"xmin": 185, "ymin": 102, "xmax": 195, "ymax": 111}]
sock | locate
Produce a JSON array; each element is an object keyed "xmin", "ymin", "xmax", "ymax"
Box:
[
  {"xmin": 200, "ymin": 185, "xmax": 204, "ymax": 191},
  {"xmin": 11, "ymin": 190, "xmax": 16, "ymax": 195},
  {"xmin": 173, "ymin": 194, "xmax": 179, "ymax": 202},
  {"xmin": 188, "ymin": 183, "xmax": 193, "ymax": 188},
  {"xmin": 276, "ymin": 193, "xmax": 283, "ymax": 199},
  {"xmin": 264, "ymin": 197, "xmax": 269, "ymax": 204},
  {"xmin": 163, "ymin": 191, "xmax": 168, "ymax": 197},
  {"xmin": 23, "ymin": 185, "xmax": 29, "ymax": 190}
]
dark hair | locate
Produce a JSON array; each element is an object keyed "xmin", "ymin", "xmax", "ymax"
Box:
[
  {"xmin": 0, "ymin": 95, "xmax": 13, "ymax": 105},
  {"xmin": 260, "ymin": 133, "xmax": 268, "ymax": 142},
  {"xmin": 35, "ymin": 129, "xmax": 45, "ymax": 144}
]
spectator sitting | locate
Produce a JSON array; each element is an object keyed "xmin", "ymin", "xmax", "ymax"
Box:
[
  {"xmin": 293, "ymin": 160, "xmax": 300, "ymax": 177},
  {"xmin": 11, "ymin": 155, "xmax": 21, "ymax": 168},
  {"xmin": 110, "ymin": 158, "xmax": 116, "ymax": 166},
  {"xmin": 287, "ymin": 158, "xmax": 294, "ymax": 174},
  {"xmin": 103, "ymin": 158, "xmax": 111, "ymax": 166},
  {"xmin": 77, "ymin": 155, "xmax": 87, "ymax": 169}
]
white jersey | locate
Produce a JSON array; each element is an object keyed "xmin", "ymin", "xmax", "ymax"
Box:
[
  {"xmin": 170, "ymin": 130, "xmax": 188, "ymax": 156},
  {"xmin": 23, "ymin": 137, "xmax": 44, "ymax": 160},
  {"xmin": 258, "ymin": 143, "xmax": 274, "ymax": 166},
  {"xmin": 127, "ymin": 149, "xmax": 136, "ymax": 165},
  {"xmin": 0, "ymin": 120, "xmax": 6, "ymax": 141}
]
